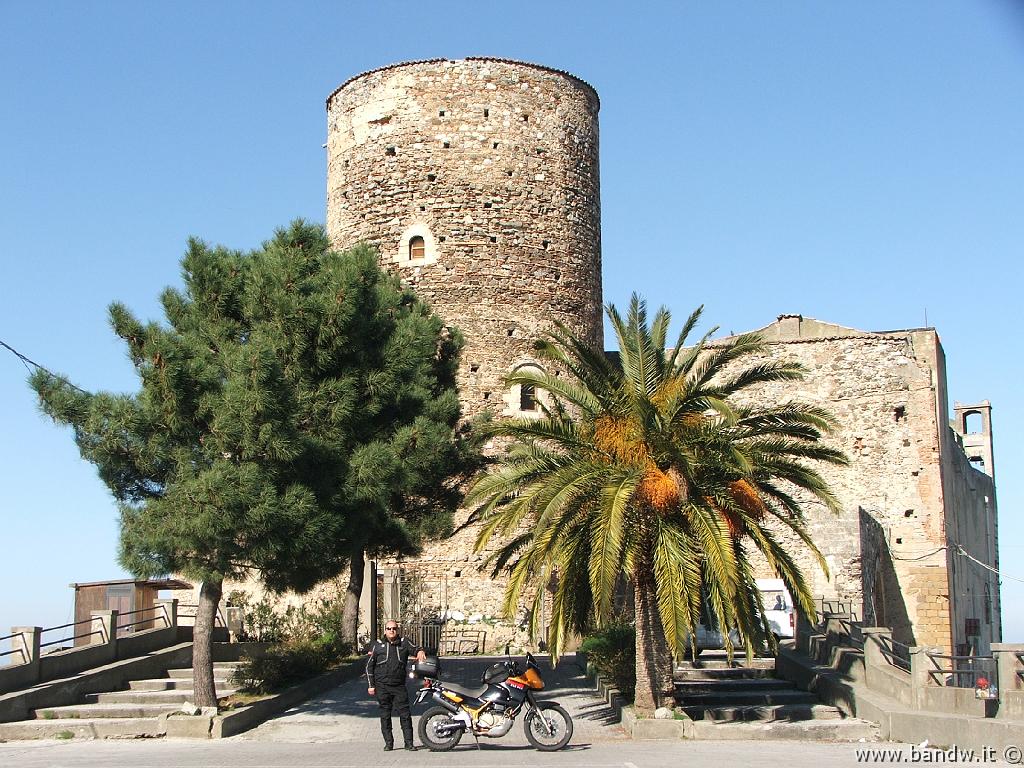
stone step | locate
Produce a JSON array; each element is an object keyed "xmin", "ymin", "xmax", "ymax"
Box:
[
  {"xmin": 675, "ymin": 658, "xmax": 776, "ymax": 671},
  {"xmin": 85, "ymin": 689, "xmax": 236, "ymax": 705},
  {"xmin": 674, "ymin": 678, "xmax": 793, "ymax": 694},
  {"xmin": 673, "ymin": 689, "xmax": 818, "ymax": 706},
  {"xmin": 32, "ymin": 703, "xmax": 182, "ymax": 720},
  {"xmin": 167, "ymin": 664, "xmax": 240, "ymax": 679},
  {"xmin": 0, "ymin": 716, "xmax": 165, "ymax": 741},
  {"xmin": 690, "ymin": 718, "xmax": 879, "ymax": 742},
  {"xmin": 684, "ymin": 702, "xmax": 846, "ymax": 722},
  {"xmin": 129, "ymin": 677, "xmax": 232, "ymax": 691},
  {"xmin": 674, "ymin": 666, "xmax": 776, "ymax": 681}
]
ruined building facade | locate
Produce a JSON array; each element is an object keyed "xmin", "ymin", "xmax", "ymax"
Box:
[{"xmin": 324, "ymin": 59, "xmax": 1000, "ymax": 656}]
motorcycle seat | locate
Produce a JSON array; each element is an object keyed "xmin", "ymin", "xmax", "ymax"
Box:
[{"xmin": 443, "ymin": 681, "xmax": 490, "ymax": 699}]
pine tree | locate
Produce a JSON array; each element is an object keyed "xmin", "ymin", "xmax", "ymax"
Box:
[{"xmin": 30, "ymin": 221, "xmax": 472, "ymax": 706}]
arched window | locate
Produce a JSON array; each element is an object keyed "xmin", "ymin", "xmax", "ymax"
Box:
[{"xmin": 409, "ymin": 236, "xmax": 425, "ymax": 261}]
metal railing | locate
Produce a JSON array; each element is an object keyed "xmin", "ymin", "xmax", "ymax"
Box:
[
  {"xmin": 176, "ymin": 603, "xmax": 226, "ymax": 627},
  {"xmin": 115, "ymin": 605, "xmax": 170, "ymax": 633},
  {"xmin": 926, "ymin": 651, "xmax": 997, "ymax": 689},
  {"xmin": 0, "ymin": 631, "xmax": 28, "ymax": 663},
  {"xmin": 39, "ymin": 618, "xmax": 106, "ymax": 652},
  {"xmin": 875, "ymin": 633, "xmax": 912, "ymax": 672}
]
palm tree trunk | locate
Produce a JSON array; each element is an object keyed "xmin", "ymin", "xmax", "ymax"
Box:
[
  {"xmin": 632, "ymin": 570, "xmax": 672, "ymax": 713},
  {"xmin": 342, "ymin": 548, "xmax": 364, "ymax": 647},
  {"xmin": 192, "ymin": 578, "xmax": 222, "ymax": 709}
]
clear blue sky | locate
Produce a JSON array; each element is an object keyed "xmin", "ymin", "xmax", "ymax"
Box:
[{"xmin": 2, "ymin": 1, "xmax": 1022, "ymax": 643}]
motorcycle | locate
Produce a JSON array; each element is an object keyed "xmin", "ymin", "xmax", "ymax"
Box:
[{"xmin": 410, "ymin": 646, "xmax": 574, "ymax": 752}]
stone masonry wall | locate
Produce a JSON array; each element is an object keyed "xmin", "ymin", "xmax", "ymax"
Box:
[{"xmin": 326, "ymin": 58, "xmax": 603, "ymax": 421}]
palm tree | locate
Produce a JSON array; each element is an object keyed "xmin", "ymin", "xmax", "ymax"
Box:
[{"xmin": 466, "ymin": 295, "xmax": 847, "ymax": 711}]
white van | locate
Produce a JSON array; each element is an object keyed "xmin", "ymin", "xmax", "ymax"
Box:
[{"xmin": 756, "ymin": 578, "xmax": 795, "ymax": 640}]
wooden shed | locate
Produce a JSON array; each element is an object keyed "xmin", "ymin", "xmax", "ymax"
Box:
[{"xmin": 69, "ymin": 578, "xmax": 192, "ymax": 646}]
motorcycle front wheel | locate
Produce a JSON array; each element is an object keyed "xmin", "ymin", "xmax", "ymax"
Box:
[
  {"xmin": 417, "ymin": 705, "xmax": 464, "ymax": 751},
  {"xmin": 523, "ymin": 704, "xmax": 573, "ymax": 751}
]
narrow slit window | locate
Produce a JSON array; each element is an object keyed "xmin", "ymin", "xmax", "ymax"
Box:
[
  {"xmin": 520, "ymin": 384, "xmax": 538, "ymax": 412},
  {"xmin": 409, "ymin": 236, "xmax": 425, "ymax": 260}
]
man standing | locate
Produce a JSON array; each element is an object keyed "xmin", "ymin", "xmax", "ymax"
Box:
[{"xmin": 366, "ymin": 620, "xmax": 426, "ymax": 751}]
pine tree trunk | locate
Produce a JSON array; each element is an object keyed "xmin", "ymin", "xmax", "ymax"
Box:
[
  {"xmin": 342, "ymin": 549, "xmax": 364, "ymax": 647},
  {"xmin": 192, "ymin": 578, "xmax": 223, "ymax": 709},
  {"xmin": 633, "ymin": 570, "xmax": 672, "ymax": 713}
]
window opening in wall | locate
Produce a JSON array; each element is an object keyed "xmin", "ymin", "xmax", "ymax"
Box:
[
  {"xmin": 506, "ymin": 170, "xmax": 513, "ymax": 177},
  {"xmin": 427, "ymin": 173, "xmax": 437, "ymax": 182},
  {"xmin": 438, "ymin": 236, "xmax": 446, "ymax": 242},
  {"xmin": 965, "ymin": 411, "xmax": 983, "ymax": 434},
  {"xmin": 385, "ymin": 146, "xmax": 396, "ymax": 156},
  {"xmin": 507, "ymin": 329, "xmax": 514, "ymax": 337},
  {"xmin": 493, "ymin": 142, "xmax": 499, "ymax": 149},
  {"xmin": 965, "ymin": 618, "xmax": 981, "ymax": 637},
  {"xmin": 470, "ymin": 364, "xmax": 479, "ymax": 373},
  {"xmin": 420, "ymin": 206, "xmax": 426, "ymax": 212},
  {"xmin": 484, "ymin": 202, "xmax": 492, "ymax": 208},
  {"xmin": 454, "ymin": 570, "xmax": 462, "ymax": 578},
  {"xmin": 969, "ymin": 456, "xmax": 985, "ymax": 470},
  {"xmin": 984, "ymin": 584, "xmax": 992, "ymax": 624},
  {"xmin": 894, "ymin": 406, "xmax": 906, "ymax": 422},
  {"xmin": 439, "ymin": 109, "xmax": 445, "ymax": 117},
  {"xmin": 443, "ymin": 141, "xmax": 450, "ymax": 149},
  {"xmin": 483, "ymin": 108, "xmax": 489, "ymax": 118},
  {"xmin": 904, "ymin": 509, "xmax": 915, "ymax": 518},
  {"xmin": 542, "ymin": 240, "xmax": 550, "ymax": 249},
  {"xmin": 520, "ymin": 383, "xmax": 538, "ymax": 412},
  {"xmin": 522, "ymin": 114, "xmax": 529, "ymax": 122},
  {"xmin": 490, "ymin": 236, "xmax": 497, "ymax": 243},
  {"xmin": 483, "ymin": 392, "xmax": 491, "ymax": 400},
  {"xmin": 409, "ymin": 236, "xmax": 425, "ymax": 261}
]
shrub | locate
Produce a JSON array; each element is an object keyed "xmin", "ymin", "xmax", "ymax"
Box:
[
  {"xmin": 228, "ymin": 585, "xmax": 354, "ymax": 693},
  {"xmin": 581, "ymin": 621, "xmax": 636, "ymax": 701}
]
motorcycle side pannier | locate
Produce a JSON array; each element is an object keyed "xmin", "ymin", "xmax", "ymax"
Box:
[
  {"xmin": 410, "ymin": 655, "xmax": 441, "ymax": 679},
  {"xmin": 483, "ymin": 663, "xmax": 509, "ymax": 684}
]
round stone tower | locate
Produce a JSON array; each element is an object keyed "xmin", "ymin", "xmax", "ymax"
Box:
[{"xmin": 326, "ymin": 58, "xmax": 602, "ymax": 419}]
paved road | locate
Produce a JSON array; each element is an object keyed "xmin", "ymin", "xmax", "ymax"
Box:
[
  {"xmin": 0, "ymin": 653, "xmax": 914, "ymax": 767},
  {"xmin": 241, "ymin": 654, "xmax": 623, "ymax": 746}
]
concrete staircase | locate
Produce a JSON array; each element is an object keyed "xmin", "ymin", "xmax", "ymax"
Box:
[
  {"xmin": 673, "ymin": 653, "xmax": 878, "ymax": 741},
  {"xmin": 0, "ymin": 663, "xmax": 239, "ymax": 740}
]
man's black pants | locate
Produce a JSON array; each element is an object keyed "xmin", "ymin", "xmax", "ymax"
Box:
[{"xmin": 376, "ymin": 681, "xmax": 413, "ymax": 747}]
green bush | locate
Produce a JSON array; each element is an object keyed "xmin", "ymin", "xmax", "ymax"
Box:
[
  {"xmin": 228, "ymin": 585, "xmax": 354, "ymax": 693},
  {"xmin": 581, "ymin": 622, "xmax": 636, "ymax": 701}
]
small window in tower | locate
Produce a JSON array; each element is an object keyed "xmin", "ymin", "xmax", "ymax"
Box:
[
  {"xmin": 490, "ymin": 236, "xmax": 497, "ymax": 243},
  {"xmin": 965, "ymin": 411, "xmax": 983, "ymax": 434},
  {"xmin": 542, "ymin": 240, "xmax": 550, "ymax": 250},
  {"xmin": 493, "ymin": 142, "xmax": 500, "ymax": 149},
  {"xmin": 439, "ymin": 109, "xmax": 446, "ymax": 117},
  {"xmin": 385, "ymin": 146, "xmax": 396, "ymax": 156},
  {"xmin": 520, "ymin": 384, "xmax": 538, "ymax": 412},
  {"xmin": 438, "ymin": 236, "xmax": 446, "ymax": 242},
  {"xmin": 409, "ymin": 236, "xmax": 425, "ymax": 261},
  {"xmin": 443, "ymin": 141, "xmax": 450, "ymax": 149},
  {"xmin": 894, "ymin": 406, "xmax": 906, "ymax": 422},
  {"xmin": 427, "ymin": 173, "xmax": 437, "ymax": 182},
  {"xmin": 522, "ymin": 113, "xmax": 529, "ymax": 122},
  {"xmin": 484, "ymin": 202, "xmax": 492, "ymax": 209},
  {"xmin": 483, "ymin": 108, "xmax": 489, "ymax": 118}
]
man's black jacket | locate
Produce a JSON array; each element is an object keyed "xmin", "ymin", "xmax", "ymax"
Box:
[{"xmin": 365, "ymin": 636, "xmax": 421, "ymax": 688}]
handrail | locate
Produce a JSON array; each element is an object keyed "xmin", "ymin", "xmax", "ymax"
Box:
[
  {"xmin": 176, "ymin": 603, "xmax": 226, "ymax": 627},
  {"xmin": 40, "ymin": 617, "xmax": 95, "ymax": 634},
  {"xmin": 925, "ymin": 650, "xmax": 997, "ymax": 688},
  {"xmin": 39, "ymin": 629, "xmax": 104, "ymax": 649},
  {"xmin": 116, "ymin": 605, "xmax": 169, "ymax": 632},
  {"xmin": 0, "ymin": 647, "xmax": 27, "ymax": 662},
  {"xmin": 0, "ymin": 631, "xmax": 24, "ymax": 644},
  {"xmin": 874, "ymin": 633, "xmax": 911, "ymax": 672}
]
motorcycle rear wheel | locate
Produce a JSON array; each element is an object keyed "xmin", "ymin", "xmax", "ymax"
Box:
[
  {"xmin": 523, "ymin": 704, "xmax": 573, "ymax": 751},
  {"xmin": 417, "ymin": 705, "xmax": 464, "ymax": 751}
]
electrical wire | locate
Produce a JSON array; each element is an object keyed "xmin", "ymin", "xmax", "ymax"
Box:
[
  {"xmin": 891, "ymin": 545, "xmax": 947, "ymax": 562},
  {"xmin": 955, "ymin": 544, "xmax": 1024, "ymax": 584},
  {"xmin": 0, "ymin": 338, "xmax": 88, "ymax": 394}
]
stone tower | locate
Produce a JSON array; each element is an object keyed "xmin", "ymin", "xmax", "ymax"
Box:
[{"xmin": 325, "ymin": 58, "xmax": 603, "ymax": 418}]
